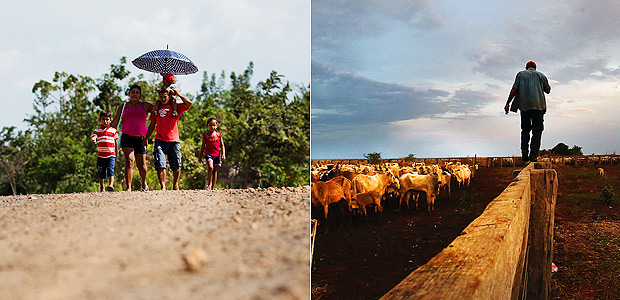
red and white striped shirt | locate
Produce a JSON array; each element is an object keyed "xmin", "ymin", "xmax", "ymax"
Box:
[{"xmin": 91, "ymin": 126, "xmax": 118, "ymax": 158}]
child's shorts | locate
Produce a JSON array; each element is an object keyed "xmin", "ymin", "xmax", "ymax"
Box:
[
  {"xmin": 97, "ymin": 157, "xmax": 116, "ymax": 179},
  {"xmin": 205, "ymin": 155, "xmax": 221, "ymax": 167}
]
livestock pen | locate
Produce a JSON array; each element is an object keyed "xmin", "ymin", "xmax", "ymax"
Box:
[
  {"xmin": 381, "ymin": 163, "xmax": 557, "ymax": 300},
  {"xmin": 312, "ymin": 161, "xmax": 560, "ymax": 300}
]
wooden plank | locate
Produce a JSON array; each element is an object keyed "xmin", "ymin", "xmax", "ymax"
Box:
[
  {"xmin": 380, "ymin": 163, "xmax": 559, "ymax": 300},
  {"xmin": 381, "ymin": 165, "xmax": 535, "ymax": 300},
  {"xmin": 526, "ymin": 169, "xmax": 557, "ymax": 300}
]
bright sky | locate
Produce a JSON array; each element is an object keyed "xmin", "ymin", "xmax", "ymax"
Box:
[
  {"xmin": 1, "ymin": 0, "xmax": 310, "ymax": 131},
  {"xmin": 311, "ymin": 0, "xmax": 620, "ymax": 159}
]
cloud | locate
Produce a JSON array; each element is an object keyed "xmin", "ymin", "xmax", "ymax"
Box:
[
  {"xmin": 312, "ymin": 0, "xmax": 442, "ymax": 71},
  {"xmin": 0, "ymin": 0, "xmax": 310, "ymax": 132},
  {"xmin": 311, "ymin": 61, "xmax": 499, "ymax": 126},
  {"xmin": 469, "ymin": 1, "xmax": 620, "ymax": 84},
  {"xmin": 560, "ymin": 113, "xmax": 578, "ymax": 118},
  {"xmin": 311, "ymin": 1, "xmax": 620, "ymax": 158},
  {"xmin": 312, "ymin": 0, "xmax": 441, "ymax": 44},
  {"xmin": 569, "ymin": 107, "xmax": 597, "ymax": 114},
  {"xmin": 552, "ymin": 58, "xmax": 620, "ymax": 83}
]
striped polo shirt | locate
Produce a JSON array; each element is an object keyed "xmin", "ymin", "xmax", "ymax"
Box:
[{"xmin": 91, "ymin": 126, "xmax": 118, "ymax": 158}]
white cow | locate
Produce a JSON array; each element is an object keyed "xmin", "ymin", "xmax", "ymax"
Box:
[{"xmin": 398, "ymin": 173, "xmax": 441, "ymax": 213}]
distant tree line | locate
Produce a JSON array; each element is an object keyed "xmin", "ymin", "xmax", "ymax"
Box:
[
  {"xmin": 363, "ymin": 152, "xmax": 416, "ymax": 161},
  {"xmin": 539, "ymin": 143, "xmax": 583, "ymax": 156},
  {"xmin": 0, "ymin": 58, "xmax": 309, "ymax": 195}
]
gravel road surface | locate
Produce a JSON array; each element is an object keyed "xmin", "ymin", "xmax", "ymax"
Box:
[{"xmin": 0, "ymin": 187, "xmax": 310, "ymax": 300}]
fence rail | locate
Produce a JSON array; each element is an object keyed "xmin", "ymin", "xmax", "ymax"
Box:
[
  {"xmin": 379, "ymin": 162, "xmax": 558, "ymax": 300},
  {"xmin": 312, "ymin": 154, "xmax": 620, "ymax": 167}
]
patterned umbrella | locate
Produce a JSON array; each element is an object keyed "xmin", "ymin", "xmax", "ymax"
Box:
[{"xmin": 132, "ymin": 48, "xmax": 198, "ymax": 75}]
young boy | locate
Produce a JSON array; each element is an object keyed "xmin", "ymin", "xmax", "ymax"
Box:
[
  {"xmin": 91, "ymin": 110, "xmax": 118, "ymax": 192},
  {"xmin": 153, "ymin": 73, "xmax": 179, "ymax": 117}
]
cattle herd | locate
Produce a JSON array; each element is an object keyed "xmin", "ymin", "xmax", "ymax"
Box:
[{"xmin": 310, "ymin": 162, "xmax": 475, "ymax": 221}]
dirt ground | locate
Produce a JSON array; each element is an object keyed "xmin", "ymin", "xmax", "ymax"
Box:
[
  {"xmin": 551, "ymin": 165, "xmax": 620, "ymax": 300},
  {"xmin": 0, "ymin": 187, "xmax": 311, "ymax": 300},
  {"xmin": 311, "ymin": 166, "xmax": 517, "ymax": 300}
]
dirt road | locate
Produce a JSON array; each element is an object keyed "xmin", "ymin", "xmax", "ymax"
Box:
[{"xmin": 0, "ymin": 187, "xmax": 310, "ymax": 300}]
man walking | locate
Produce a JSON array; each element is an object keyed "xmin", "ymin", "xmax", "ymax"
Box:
[
  {"xmin": 504, "ymin": 61, "xmax": 551, "ymax": 162},
  {"xmin": 145, "ymin": 87, "xmax": 192, "ymax": 190}
]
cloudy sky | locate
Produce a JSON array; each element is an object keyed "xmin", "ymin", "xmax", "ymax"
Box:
[
  {"xmin": 1, "ymin": 0, "xmax": 309, "ymax": 131},
  {"xmin": 311, "ymin": 0, "xmax": 620, "ymax": 159}
]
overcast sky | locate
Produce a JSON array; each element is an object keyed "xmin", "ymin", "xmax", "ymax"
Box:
[
  {"xmin": 1, "ymin": 0, "xmax": 309, "ymax": 131},
  {"xmin": 311, "ymin": 0, "xmax": 620, "ymax": 159}
]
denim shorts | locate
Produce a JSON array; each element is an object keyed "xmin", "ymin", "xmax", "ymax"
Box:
[
  {"xmin": 205, "ymin": 154, "xmax": 221, "ymax": 167},
  {"xmin": 153, "ymin": 139, "xmax": 181, "ymax": 171},
  {"xmin": 97, "ymin": 157, "xmax": 116, "ymax": 179},
  {"xmin": 120, "ymin": 134, "xmax": 146, "ymax": 154}
]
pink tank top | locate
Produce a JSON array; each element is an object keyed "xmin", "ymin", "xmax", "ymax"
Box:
[{"xmin": 121, "ymin": 102, "xmax": 148, "ymax": 137}]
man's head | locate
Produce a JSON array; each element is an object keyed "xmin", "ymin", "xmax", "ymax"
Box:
[
  {"xmin": 158, "ymin": 89, "xmax": 174, "ymax": 104},
  {"xmin": 526, "ymin": 61, "xmax": 537, "ymax": 69}
]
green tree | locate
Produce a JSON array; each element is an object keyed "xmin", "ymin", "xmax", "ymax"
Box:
[
  {"xmin": 182, "ymin": 63, "xmax": 309, "ymax": 188},
  {"xmin": 93, "ymin": 57, "xmax": 131, "ymax": 111},
  {"xmin": 550, "ymin": 143, "xmax": 583, "ymax": 156},
  {"xmin": 569, "ymin": 145, "xmax": 583, "ymax": 156},
  {"xmin": 364, "ymin": 152, "xmax": 382, "ymax": 162},
  {"xmin": 0, "ymin": 127, "xmax": 31, "ymax": 195},
  {"xmin": 26, "ymin": 72, "xmax": 98, "ymax": 193},
  {"xmin": 551, "ymin": 143, "xmax": 570, "ymax": 155}
]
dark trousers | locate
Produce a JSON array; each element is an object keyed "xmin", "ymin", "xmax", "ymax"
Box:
[{"xmin": 520, "ymin": 110, "xmax": 545, "ymax": 160}]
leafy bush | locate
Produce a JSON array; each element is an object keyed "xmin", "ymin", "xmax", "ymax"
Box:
[
  {"xmin": 601, "ymin": 186, "xmax": 616, "ymax": 206},
  {"xmin": 364, "ymin": 152, "xmax": 381, "ymax": 163},
  {"xmin": 460, "ymin": 193, "xmax": 475, "ymax": 210}
]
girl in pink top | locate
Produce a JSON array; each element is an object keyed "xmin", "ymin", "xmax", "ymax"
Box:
[
  {"xmin": 111, "ymin": 84, "xmax": 155, "ymax": 191},
  {"xmin": 199, "ymin": 118, "xmax": 226, "ymax": 190}
]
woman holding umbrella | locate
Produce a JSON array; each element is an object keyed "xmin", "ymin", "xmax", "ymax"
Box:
[{"xmin": 111, "ymin": 84, "xmax": 154, "ymax": 191}]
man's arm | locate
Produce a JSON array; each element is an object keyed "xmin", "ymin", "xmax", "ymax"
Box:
[
  {"xmin": 171, "ymin": 87, "xmax": 192, "ymax": 109},
  {"xmin": 505, "ymin": 87, "xmax": 518, "ymax": 114},
  {"xmin": 542, "ymin": 76, "xmax": 551, "ymax": 94}
]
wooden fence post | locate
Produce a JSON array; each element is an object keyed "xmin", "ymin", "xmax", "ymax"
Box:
[{"xmin": 526, "ymin": 167, "xmax": 558, "ymax": 300}]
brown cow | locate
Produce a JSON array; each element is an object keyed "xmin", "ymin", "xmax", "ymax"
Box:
[
  {"xmin": 398, "ymin": 173, "xmax": 441, "ymax": 213},
  {"xmin": 324, "ymin": 164, "xmax": 358, "ymax": 181},
  {"xmin": 351, "ymin": 190, "xmax": 384, "ymax": 219},
  {"xmin": 311, "ymin": 170, "xmax": 321, "ymax": 182},
  {"xmin": 311, "ymin": 176, "xmax": 352, "ymax": 219}
]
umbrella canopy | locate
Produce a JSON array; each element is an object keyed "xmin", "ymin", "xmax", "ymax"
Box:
[{"xmin": 132, "ymin": 49, "xmax": 198, "ymax": 75}]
